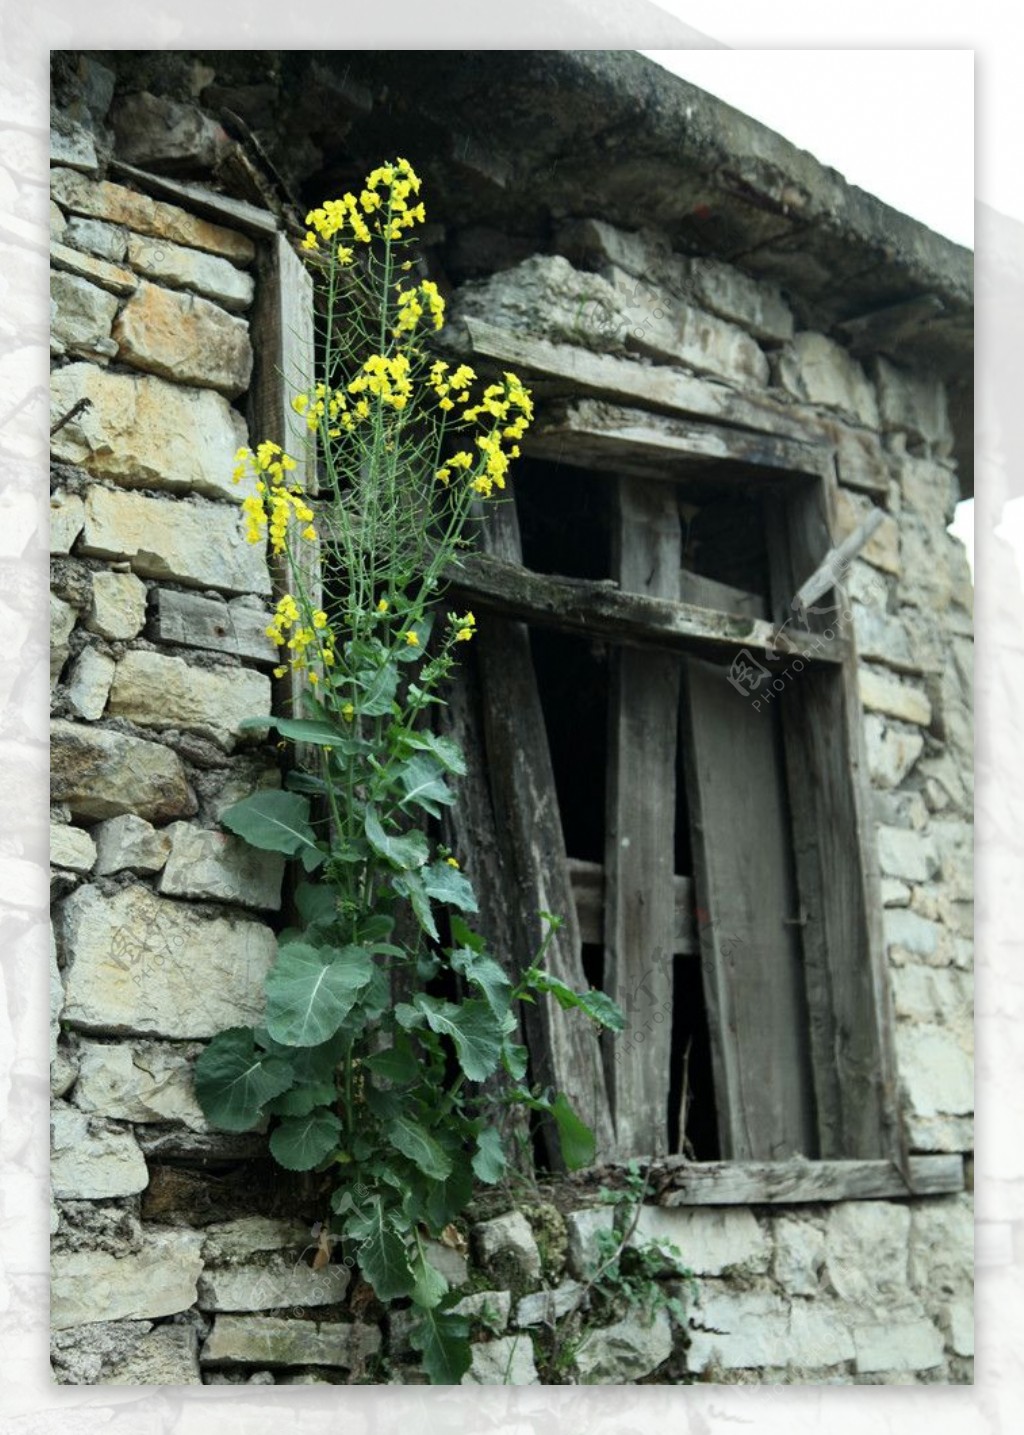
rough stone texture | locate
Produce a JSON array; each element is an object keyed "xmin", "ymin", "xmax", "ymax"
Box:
[
  {"xmin": 50, "ymin": 362, "xmax": 249, "ymax": 501},
  {"xmin": 93, "ymin": 813, "xmax": 173, "ymax": 875},
  {"xmin": 50, "ymin": 167, "xmax": 255, "ymax": 263},
  {"xmin": 50, "ymin": 822, "xmax": 97, "ymax": 873},
  {"xmin": 452, "ymin": 1289, "xmax": 512, "ymax": 1332},
  {"xmin": 513, "ymin": 1282, "xmax": 583, "ymax": 1327},
  {"xmin": 51, "ymin": 1229, "xmax": 204, "ymax": 1329},
  {"xmin": 772, "ymin": 1215, "xmax": 826, "ymax": 1295},
  {"xmin": 421, "ymin": 1237, "xmax": 469, "ymax": 1288},
  {"xmin": 852, "ymin": 603, "xmax": 915, "ymax": 671},
  {"xmin": 107, "ymin": 650, "xmax": 271, "ymax": 750},
  {"xmin": 462, "ymin": 1333, "xmax": 540, "ymax": 1385},
  {"xmin": 835, "ymin": 486, "xmax": 900, "ymax": 576},
  {"xmin": 51, "ymin": 718, "xmax": 197, "ymax": 823},
  {"xmin": 114, "ymin": 281, "xmax": 253, "ymax": 397},
  {"xmin": 74, "ymin": 1037, "xmax": 208, "ymax": 1128},
  {"xmin": 65, "ymin": 215, "xmax": 129, "ymax": 262},
  {"xmin": 565, "ymin": 1206, "xmax": 615, "ymax": 1279},
  {"xmin": 51, "ymin": 200, "xmax": 67, "ymax": 239},
  {"xmin": 574, "ymin": 1307, "xmax": 673, "ymax": 1383},
  {"xmin": 50, "ymin": 1101, "xmax": 149, "ymax": 1199},
  {"xmin": 201, "ymin": 1315, "xmax": 380, "ymax": 1369},
  {"xmin": 126, "ymin": 232, "xmax": 255, "ymax": 312},
  {"xmin": 853, "ymin": 1318, "xmax": 944, "ymax": 1374},
  {"xmin": 865, "ymin": 714, "xmax": 925, "ymax": 789},
  {"xmin": 86, "ymin": 569, "xmax": 148, "ymax": 640},
  {"xmin": 158, "ymin": 821, "xmax": 284, "ymax": 910},
  {"xmin": 50, "ymin": 238, "xmax": 137, "ymax": 297},
  {"xmin": 51, "ymin": 1319, "xmax": 201, "ymax": 1385},
  {"xmin": 877, "ymin": 826, "xmax": 938, "ymax": 883},
  {"xmin": 77, "ymin": 485, "xmax": 272, "ymax": 595},
  {"xmin": 51, "ymin": 592, "xmax": 76, "ymax": 684},
  {"xmin": 873, "ymin": 356, "xmax": 954, "ymax": 456},
  {"xmin": 201, "ymin": 1217, "xmax": 312, "ymax": 1264},
  {"xmin": 824, "ymin": 1202, "xmax": 911, "ymax": 1305},
  {"xmin": 60, "ymin": 883, "xmax": 276, "ymax": 1038},
  {"xmin": 774, "ymin": 332, "xmax": 879, "ymax": 427},
  {"xmin": 50, "ymin": 270, "xmax": 119, "ymax": 360},
  {"xmin": 943, "ymin": 1299, "xmax": 973, "ymax": 1357},
  {"xmin": 197, "ymin": 1257, "xmax": 351, "ymax": 1312},
  {"xmin": 891, "ymin": 965, "xmax": 972, "ymax": 1028},
  {"xmin": 884, "ymin": 907, "xmax": 945, "ymax": 963},
  {"xmin": 66, "ymin": 645, "xmax": 115, "ymax": 720},
  {"xmin": 112, "ymin": 91, "xmax": 225, "ymax": 172},
  {"xmin": 895, "ymin": 1024, "xmax": 973, "ymax": 1129},
  {"xmin": 689, "ymin": 1289, "xmax": 855, "ymax": 1372},
  {"xmin": 50, "ymin": 489, "xmax": 85, "ymax": 554},
  {"xmin": 50, "ymin": 119, "xmax": 99, "ymax": 174},
  {"xmin": 899, "ymin": 455, "xmax": 959, "ymax": 523},
  {"xmin": 473, "ymin": 1211, "xmax": 543, "ymax": 1285},
  {"xmin": 858, "ymin": 666, "xmax": 932, "ymax": 726},
  {"xmin": 629, "ymin": 1205, "xmax": 769, "ymax": 1276}
]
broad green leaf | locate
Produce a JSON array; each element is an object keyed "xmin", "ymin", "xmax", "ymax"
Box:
[
  {"xmin": 366, "ymin": 1037, "xmax": 420, "ymax": 1085},
  {"xmin": 415, "ymin": 996, "xmax": 506, "ymax": 1082},
  {"xmin": 396, "ymin": 756, "xmax": 455, "ymax": 818},
  {"xmin": 411, "ymin": 1250, "xmax": 449, "ymax": 1310},
  {"xmin": 193, "ymin": 1027, "xmax": 293, "ymax": 1131},
  {"xmin": 391, "ymin": 869, "xmax": 438, "ymax": 941},
  {"xmin": 525, "ymin": 968, "xmax": 625, "ymax": 1032},
  {"xmin": 422, "ymin": 861, "xmax": 478, "ymax": 913},
  {"xmin": 409, "ymin": 1307, "xmax": 471, "ymax": 1385},
  {"xmin": 221, "ymin": 790, "xmax": 323, "ymax": 869},
  {"xmin": 387, "ymin": 1114, "xmax": 453, "ymax": 1181},
  {"xmin": 356, "ymin": 912, "xmax": 396, "ymax": 944},
  {"xmin": 295, "ymin": 881, "xmax": 335, "ymax": 926},
  {"xmin": 357, "ymin": 660, "xmax": 400, "ymax": 716},
  {"xmin": 550, "ymin": 1090, "xmax": 596, "ymax": 1171},
  {"xmin": 240, "ymin": 716, "xmax": 351, "ymax": 747},
  {"xmin": 421, "ymin": 1154, "xmax": 475, "ymax": 1231},
  {"xmin": 351, "ymin": 1200, "xmax": 415, "ymax": 1301},
  {"xmin": 265, "ymin": 1080, "xmax": 336, "ymax": 1117},
  {"xmin": 449, "ymin": 916, "xmax": 485, "ymax": 952},
  {"xmin": 265, "ymin": 942, "xmax": 373, "ymax": 1047},
  {"xmin": 450, "ymin": 946, "xmax": 511, "ymax": 1019},
  {"xmin": 269, "ymin": 1107, "xmax": 343, "ymax": 1170},
  {"xmin": 284, "ymin": 769, "xmax": 328, "ymax": 795},
  {"xmin": 402, "ymin": 730, "xmax": 467, "ymax": 776},
  {"xmin": 364, "ymin": 807, "xmax": 429, "ymax": 870},
  {"xmin": 501, "ymin": 1040, "xmax": 529, "ymax": 1081},
  {"xmin": 471, "ymin": 1127, "xmax": 506, "ymax": 1184}
]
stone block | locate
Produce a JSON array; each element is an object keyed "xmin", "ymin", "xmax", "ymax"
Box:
[
  {"xmin": 197, "ymin": 1257, "xmax": 351, "ymax": 1312},
  {"xmin": 51, "ymin": 200, "xmax": 66, "ymax": 240},
  {"xmin": 60, "ymin": 882, "xmax": 275, "ymax": 1038},
  {"xmin": 86, "ymin": 569, "xmax": 148, "ymax": 640},
  {"xmin": 51, "ymin": 1229, "xmax": 204, "ymax": 1330},
  {"xmin": 877, "ymin": 825, "xmax": 938, "ymax": 883},
  {"xmin": 93, "ymin": 813, "xmax": 172, "ymax": 875},
  {"xmin": 774, "ymin": 332, "xmax": 879, "ymax": 427},
  {"xmin": 835, "ymin": 488, "xmax": 900, "ymax": 577},
  {"xmin": 462, "ymin": 1333, "xmax": 540, "ymax": 1385},
  {"xmin": 114, "ymin": 281, "xmax": 253, "ymax": 397},
  {"xmin": 50, "ymin": 1100, "xmax": 149, "ymax": 1199},
  {"xmin": 896, "ymin": 1024, "xmax": 973, "ymax": 1121},
  {"xmin": 201, "ymin": 1217, "xmax": 312, "ymax": 1264},
  {"xmin": 630, "ymin": 1205, "xmax": 769, "ymax": 1276},
  {"xmin": 882, "ymin": 879, "xmax": 911, "ymax": 907},
  {"xmin": 891, "ymin": 965, "xmax": 971, "ymax": 1029},
  {"xmin": 853, "ymin": 1317, "xmax": 944, "ymax": 1374},
  {"xmin": 50, "ymin": 490, "xmax": 85, "ymax": 555},
  {"xmin": 851, "ymin": 604, "xmax": 915, "ymax": 670},
  {"xmin": 158, "ymin": 821, "xmax": 284, "ymax": 910},
  {"xmin": 151, "ymin": 587, "xmax": 278, "ymax": 664},
  {"xmin": 513, "ymin": 1282, "xmax": 582, "ymax": 1327},
  {"xmin": 201, "ymin": 1315, "xmax": 380, "ymax": 1368},
  {"xmin": 77, "ymin": 485, "xmax": 271, "ymax": 596},
  {"xmin": 74, "ymin": 1037, "xmax": 207, "ymax": 1128},
  {"xmin": 676, "ymin": 255, "xmax": 793, "ymax": 343},
  {"xmin": 49, "ymin": 239, "xmax": 137, "ymax": 297},
  {"xmin": 126, "ymin": 232, "xmax": 255, "ymax": 312},
  {"xmin": 112, "ymin": 91, "xmax": 225, "ymax": 171},
  {"xmin": 859, "ymin": 666, "xmax": 932, "ymax": 726},
  {"xmin": 771, "ymin": 1214, "xmax": 826, "ymax": 1295},
  {"xmin": 107, "ymin": 650, "xmax": 271, "ymax": 750},
  {"xmin": 51, "ymin": 1319, "xmax": 201, "ymax": 1385},
  {"xmin": 873, "ymin": 357, "xmax": 954, "ymax": 456},
  {"xmin": 688, "ymin": 1289, "xmax": 854, "ymax": 1372},
  {"xmin": 49, "ymin": 119, "xmax": 99, "ymax": 174},
  {"xmin": 66, "ymin": 646, "xmax": 115, "ymax": 720},
  {"xmin": 942, "ymin": 1299, "xmax": 974, "ymax": 1357},
  {"xmin": 473, "ymin": 1210, "xmax": 542, "ymax": 1285},
  {"xmin": 899, "ymin": 454, "xmax": 958, "ymax": 521},
  {"xmin": 50, "ymin": 168, "xmax": 255, "ymax": 263},
  {"xmin": 50, "ymin": 361, "xmax": 249, "ymax": 502},
  {"xmin": 864, "ymin": 714, "xmax": 925, "ymax": 789},
  {"xmin": 575, "ymin": 1306, "xmax": 673, "ymax": 1383},
  {"xmin": 51, "ymin": 718, "xmax": 197, "ymax": 823},
  {"xmin": 824, "ymin": 1202, "xmax": 911, "ymax": 1304},
  {"xmin": 565, "ymin": 1206, "xmax": 614, "ymax": 1279},
  {"xmin": 909, "ymin": 1197, "xmax": 973, "ymax": 1298},
  {"xmin": 452, "ymin": 1289, "xmax": 512, "ymax": 1332},
  {"xmin": 421, "ymin": 1237, "xmax": 468, "ymax": 1288},
  {"xmin": 50, "ymin": 592, "xmax": 76, "ymax": 684},
  {"xmin": 50, "ymin": 270, "xmax": 119, "ymax": 360},
  {"xmin": 884, "ymin": 907, "xmax": 944, "ymax": 962},
  {"xmin": 50, "ymin": 822, "xmax": 97, "ymax": 873},
  {"xmin": 65, "ymin": 215, "xmax": 129, "ymax": 262}
]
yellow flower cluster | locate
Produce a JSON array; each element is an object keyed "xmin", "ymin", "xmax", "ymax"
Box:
[
  {"xmin": 451, "ymin": 610, "xmax": 476, "ymax": 643},
  {"xmin": 348, "ymin": 352, "xmax": 413, "ymax": 411},
  {"xmin": 233, "ymin": 442, "xmax": 316, "ymax": 554},
  {"xmin": 266, "ymin": 594, "xmax": 336, "ymax": 681},
  {"xmin": 394, "ymin": 279, "xmax": 446, "ymax": 335},
  {"xmin": 301, "ymin": 158, "xmax": 424, "ymax": 250},
  {"xmin": 428, "ymin": 360, "xmax": 476, "ymax": 413},
  {"xmin": 292, "ymin": 383, "xmax": 370, "ymax": 436}
]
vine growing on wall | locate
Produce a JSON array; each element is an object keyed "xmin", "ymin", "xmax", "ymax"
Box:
[{"xmin": 192, "ymin": 158, "xmax": 623, "ymax": 1384}]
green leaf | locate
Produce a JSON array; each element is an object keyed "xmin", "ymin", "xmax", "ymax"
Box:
[
  {"xmin": 269, "ymin": 1107, "xmax": 343, "ymax": 1170},
  {"xmin": 524, "ymin": 968, "xmax": 625, "ymax": 1032},
  {"xmin": 294, "ymin": 881, "xmax": 335, "ymax": 927},
  {"xmin": 421, "ymin": 1154, "xmax": 475, "ymax": 1230},
  {"xmin": 472, "ymin": 1127, "xmax": 506, "ymax": 1184},
  {"xmin": 364, "ymin": 807, "xmax": 429, "ymax": 871},
  {"xmin": 351, "ymin": 1200, "xmax": 415, "ymax": 1301},
  {"xmin": 422, "ymin": 861, "xmax": 478, "ymax": 913},
  {"xmin": 396, "ymin": 756, "xmax": 455, "ymax": 818},
  {"xmin": 357, "ymin": 660, "xmax": 400, "ymax": 716},
  {"xmin": 450, "ymin": 946, "xmax": 511, "ymax": 1019},
  {"xmin": 387, "ymin": 1114, "xmax": 453, "ymax": 1181},
  {"xmin": 409, "ymin": 1307, "xmax": 471, "ymax": 1384},
  {"xmin": 240, "ymin": 716, "xmax": 352, "ymax": 747},
  {"xmin": 391, "ymin": 869, "xmax": 438, "ymax": 941},
  {"xmin": 411, "ymin": 1250, "xmax": 449, "ymax": 1310},
  {"xmin": 221, "ymin": 790, "xmax": 323, "ymax": 869},
  {"xmin": 365, "ymin": 1037, "xmax": 420, "ymax": 1085},
  {"xmin": 265, "ymin": 942, "xmax": 373, "ymax": 1047},
  {"xmin": 449, "ymin": 916, "xmax": 485, "ymax": 952},
  {"xmin": 193, "ymin": 1027, "xmax": 293, "ymax": 1131},
  {"xmin": 550, "ymin": 1090, "xmax": 596, "ymax": 1171},
  {"xmin": 501, "ymin": 1040, "xmax": 529, "ymax": 1081},
  {"xmin": 265, "ymin": 1080, "xmax": 336, "ymax": 1117},
  {"xmin": 415, "ymin": 996, "xmax": 506, "ymax": 1082},
  {"xmin": 402, "ymin": 730, "xmax": 467, "ymax": 776}
]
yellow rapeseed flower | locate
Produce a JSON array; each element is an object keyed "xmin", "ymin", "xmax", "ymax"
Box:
[{"xmin": 404, "ymin": 631, "xmax": 419, "ymax": 647}]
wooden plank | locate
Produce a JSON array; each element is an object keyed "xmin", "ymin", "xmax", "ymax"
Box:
[
  {"xmin": 680, "ymin": 653, "xmax": 819, "ymax": 1161},
  {"xmin": 604, "ymin": 478, "xmax": 682, "ymax": 1158},
  {"xmin": 766, "ymin": 477, "xmax": 905, "ymax": 1165},
  {"xmin": 448, "ymin": 553, "xmax": 844, "ymax": 666},
  {"xmin": 108, "ymin": 161, "xmax": 281, "ymax": 237},
  {"xmin": 525, "ymin": 399, "xmax": 831, "ymax": 483},
  {"xmin": 473, "ymin": 501, "xmax": 615, "ymax": 1165},
  {"xmin": 151, "ymin": 588, "xmax": 276, "ymax": 665},
  {"xmin": 678, "ymin": 570, "xmax": 768, "ymax": 620},
  {"xmin": 630, "ymin": 1155, "xmax": 962, "ymax": 1205},
  {"xmin": 458, "ymin": 317, "xmax": 817, "ymax": 443},
  {"xmin": 568, "ymin": 859, "xmax": 697, "ymax": 955}
]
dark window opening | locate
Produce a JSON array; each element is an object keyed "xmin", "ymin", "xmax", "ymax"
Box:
[
  {"xmin": 529, "ymin": 626, "xmax": 608, "ymax": 866},
  {"xmin": 668, "ymin": 952, "xmax": 721, "ymax": 1160},
  {"xmin": 515, "ymin": 457, "xmax": 612, "ymax": 581}
]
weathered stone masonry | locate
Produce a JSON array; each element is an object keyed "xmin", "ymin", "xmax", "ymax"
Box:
[{"xmin": 49, "ymin": 51, "xmax": 972, "ymax": 1385}]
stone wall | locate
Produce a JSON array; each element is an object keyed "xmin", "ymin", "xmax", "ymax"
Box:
[{"xmin": 49, "ymin": 57, "xmax": 972, "ymax": 1386}]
